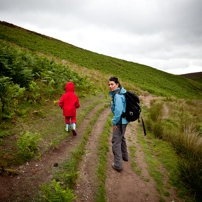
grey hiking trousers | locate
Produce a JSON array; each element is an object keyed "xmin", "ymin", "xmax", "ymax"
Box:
[{"xmin": 112, "ymin": 124, "xmax": 128, "ymax": 170}]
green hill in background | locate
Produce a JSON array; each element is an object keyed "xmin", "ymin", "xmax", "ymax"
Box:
[
  {"xmin": 180, "ymin": 72, "xmax": 202, "ymax": 84},
  {"xmin": 1, "ymin": 21, "xmax": 202, "ymax": 201},
  {"xmin": 1, "ymin": 21, "xmax": 202, "ymax": 99}
]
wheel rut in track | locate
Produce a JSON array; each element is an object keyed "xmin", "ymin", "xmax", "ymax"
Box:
[{"xmin": 0, "ymin": 102, "xmax": 106, "ymax": 202}]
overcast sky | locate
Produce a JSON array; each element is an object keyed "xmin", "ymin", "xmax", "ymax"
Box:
[{"xmin": 0, "ymin": 0, "xmax": 202, "ymax": 75}]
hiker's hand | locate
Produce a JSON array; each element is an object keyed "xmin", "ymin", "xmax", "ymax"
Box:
[{"xmin": 113, "ymin": 126, "xmax": 118, "ymax": 131}]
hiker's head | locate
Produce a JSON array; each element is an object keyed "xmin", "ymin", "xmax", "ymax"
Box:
[{"xmin": 108, "ymin": 76, "xmax": 121, "ymax": 92}]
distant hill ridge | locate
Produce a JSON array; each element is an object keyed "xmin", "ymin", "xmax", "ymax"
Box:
[
  {"xmin": 180, "ymin": 72, "xmax": 202, "ymax": 84},
  {"xmin": 180, "ymin": 72, "xmax": 202, "ymax": 78},
  {"xmin": 0, "ymin": 21, "xmax": 202, "ymax": 99},
  {"xmin": 0, "ymin": 21, "xmax": 55, "ymax": 41}
]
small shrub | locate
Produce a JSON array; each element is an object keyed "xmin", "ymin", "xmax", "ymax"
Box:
[
  {"xmin": 28, "ymin": 81, "xmax": 41, "ymax": 101},
  {"xmin": 145, "ymin": 118, "xmax": 154, "ymax": 132},
  {"xmin": 163, "ymin": 190, "xmax": 170, "ymax": 197},
  {"xmin": 32, "ymin": 109, "xmax": 45, "ymax": 118},
  {"xmin": 17, "ymin": 131, "xmax": 41, "ymax": 160},
  {"xmin": 149, "ymin": 101, "xmax": 164, "ymax": 122},
  {"xmin": 0, "ymin": 129, "xmax": 10, "ymax": 138},
  {"xmin": 195, "ymin": 123, "xmax": 202, "ymax": 136},
  {"xmin": 40, "ymin": 179, "xmax": 77, "ymax": 202},
  {"xmin": 63, "ymin": 171, "xmax": 80, "ymax": 189},
  {"xmin": 0, "ymin": 76, "xmax": 25, "ymax": 121},
  {"xmin": 175, "ymin": 125, "xmax": 202, "ymax": 158},
  {"xmin": 153, "ymin": 121, "xmax": 164, "ymax": 139},
  {"xmin": 178, "ymin": 158, "xmax": 202, "ymax": 199},
  {"xmin": 145, "ymin": 101, "xmax": 164, "ymax": 138},
  {"xmin": 15, "ymin": 108, "xmax": 28, "ymax": 117}
]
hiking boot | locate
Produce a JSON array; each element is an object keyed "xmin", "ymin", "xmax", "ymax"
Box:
[
  {"xmin": 65, "ymin": 127, "xmax": 70, "ymax": 132},
  {"xmin": 65, "ymin": 124, "xmax": 70, "ymax": 132},
  {"xmin": 72, "ymin": 129, "xmax": 77, "ymax": 136},
  {"xmin": 71, "ymin": 123, "xmax": 77, "ymax": 136},
  {"xmin": 111, "ymin": 163, "xmax": 122, "ymax": 172}
]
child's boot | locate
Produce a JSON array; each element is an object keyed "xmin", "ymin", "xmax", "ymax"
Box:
[
  {"xmin": 72, "ymin": 123, "xmax": 77, "ymax": 136},
  {"xmin": 65, "ymin": 124, "xmax": 70, "ymax": 132}
]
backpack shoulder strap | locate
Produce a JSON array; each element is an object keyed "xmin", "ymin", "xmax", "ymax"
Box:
[{"xmin": 111, "ymin": 88, "xmax": 124, "ymax": 134}]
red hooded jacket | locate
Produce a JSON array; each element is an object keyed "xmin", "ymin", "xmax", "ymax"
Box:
[{"xmin": 58, "ymin": 82, "xmax": 80, "ymax": 116}]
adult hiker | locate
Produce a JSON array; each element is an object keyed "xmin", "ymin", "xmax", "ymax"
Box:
[{"xmin": 108, "ymin": 76, "xmax": 129, "ymax": 171}]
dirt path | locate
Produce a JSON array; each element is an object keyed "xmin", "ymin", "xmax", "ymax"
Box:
[
  {"xmin": 72, "ymin": 94, "xmax": 181, "ymax": 202},
  {"xmin": 104, "ymin": 95, "xmax": 182, "ymax": 202},
  {"xmin": 0, "ymin": 94, "xmax": 182, "ymax": 202},
  {"xmin": 105, "ymin": 122, "xmax": 159, "ymax": 202},
  {"xmin": 0, "ymin": 102, "xmax": 106, "ymax": 202},
  {"xmin": 74, "ymin": 107, "xmax": 111, "ymax": 201}
]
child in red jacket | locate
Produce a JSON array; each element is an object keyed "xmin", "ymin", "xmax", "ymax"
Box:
[{"xmin": 59, "ymin": 82, "xmax": 80, "ymax": 136}]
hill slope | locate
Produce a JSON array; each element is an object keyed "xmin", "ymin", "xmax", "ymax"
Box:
[
  {"xmin": 0, "ymin": 21, "xmax": 202, "ymax": 99},
  {"xmin": 1, "ymin": 21, "xmax": 202, "ymax": 202},
  {"xmin": 180, "ymin": 72, "xmax": 202, "ymax": 84}
]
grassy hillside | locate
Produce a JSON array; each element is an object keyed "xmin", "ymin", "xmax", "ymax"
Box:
[
  {"xmin": 0, "ymin": 40, "xmax": 95, "ymax": 121},
  {"xmin": 1, "ymin": 21, "xmax": 202, "ymax": 201},
  {"xmin": 1, "ymin": 21, "xmax": 202, "ymax": 99}
]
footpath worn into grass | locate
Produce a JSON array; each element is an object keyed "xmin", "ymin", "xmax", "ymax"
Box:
[
  {"xmin": 74, "ymin": 107, "xmax": 111, "ymax": 201},
  {"xmin": 105, "ymin": 122, "xmax": 159, "ymax": 202},
  {"xmin": 73, "ymin": 95, "xmax": 189, "ymax": 202},
  {"xmin": 0, "ymin": 94, "xmax": 196, "ymax": 202},
  {"xmin": 0, "ymin": 94, "xmax": 109, "ymax": 201},
  {"xmin": 0, "ymin": 93, "xmax": 106, "ymax": 167},
  {"xmin": 105, "ymin": 121, "xmax": 187, "ymax": 202}
]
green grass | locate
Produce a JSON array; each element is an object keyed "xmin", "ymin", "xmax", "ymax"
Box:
[
  {"xmin": 39, "ymin": 179, "xmax": 77, "ymax": 202},
  {"xmin": 0, "ymin": 40, "xmax": 96, "ymax": 123},
  {"xmin": 136, "ymin": 128, "xmax": 179, "ymax": 201},
  {"xmin": 1, "ymin": 22, "xmax": 202, "ymax": 99},
  {"xmin": 0, "ymin": 94, "xmax": 108, "ymax": 167},
  {"xmin": 128, "ymin": 145, "xmax": 142, "ymax": 177},
  {"xmin": 137, "ymin": 126, "xmax": 199, "ymax": 201},
  {"xmin": 95, "ymin": 115, "xmax": 112, "ymax": 202},
  {"xmin": 1, "ymin": 21, "xmax": 202, "ymax": 201},
  {"xmin": 144, "ymin": 97, "xmax": 202, "ymax": 200},
  {"xmin": 37, "ymin": 103, "xmax": 110, "ymax": 201}
]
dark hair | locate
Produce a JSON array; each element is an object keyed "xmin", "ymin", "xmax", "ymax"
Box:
[{"xmin": 108, "ymin": 76, "xmax": 121, "ymax": 87}]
